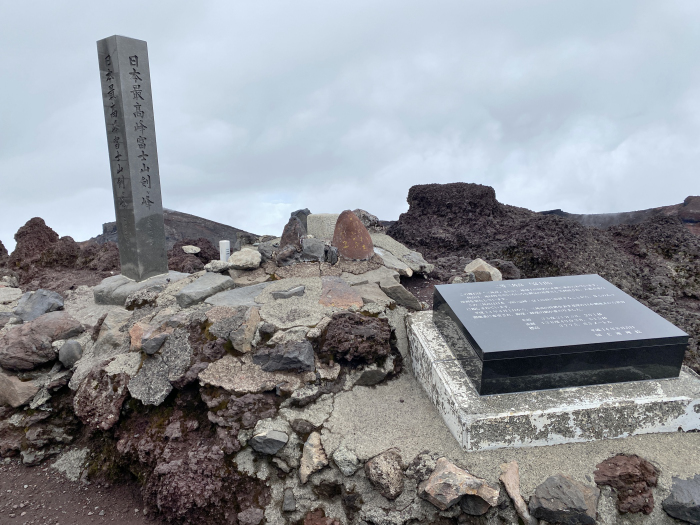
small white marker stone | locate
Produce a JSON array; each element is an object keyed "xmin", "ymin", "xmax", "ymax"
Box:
[{"xmin": 219, "ymin": 240, "xmax": 231, "ymax": 262}]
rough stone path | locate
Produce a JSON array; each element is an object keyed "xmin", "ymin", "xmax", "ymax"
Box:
[{"xmin": 0, "ymin": 459, "xmax": 160, "ymax": 525}]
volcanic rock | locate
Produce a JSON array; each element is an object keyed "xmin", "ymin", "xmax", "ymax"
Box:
[
  {"xmin": 8, "ymin": 217, "xmax": 60, "ymax": 268},
  {"xmin": 73, "ymin": 363, "xmax": 129, "ymax": 431},
  {"xmin": 249, "ymin": 419, "xmax": 290, "ymax": 455},
  {"xmin": 303, "ymin": 509, "xmax": 341, "ymax": 525},
  {"xmin": 0, "ymin": 311, "xmax": 84, "ymax": 371},
  {"xmin": 529, "ymin": 474, "xmax": 599, "ymax": 525},
  {"xmin": 662, "ymin": 474, "xmax": 700, "ymax": 524},
  {"xmin": 461, "ymin": 495, "xmax": 492, "ymax": 516},
  {"xmin": 280, "ymin": 216, "xmax": 305, "ymax": 252},
  {"xmin": 0, "ymin": 371, "xmax": 40, "ymax": 408},
  {"xmin": 300, "ymin": 238, "xmax": 326, "ymax": 262},
  {"xmin": 420, "ymin": 457, "xmax": 498, "ymax": 510},
  {"xmin": 321, "ymin": 312, "xmax": 391, "ymax": 364},
  {"xmin": 594, "ymin": 454, "xmax": 658, "ymax": 514},
  {"xmin": 464, "ymin": 258, "xmax": 502, "ymax": 282},
  {"xmin": 271, "ymin": 286, "xmax": 306, "ymax": 300},
  {"xmin": 283, "ymin": 488, "xmax": 297, "ymax": 512},
  {"xmin": 58, "ymin": 340, "xmax": 82, "ymax": 368},
  {"xmin": 0, "ymin": 287, "xmax": 22, "ymax": 304},
  {"xmin": 332, "ymin": 210, "xmax": 374, "ymax": 260},
  {"xmin": 365, "ymin": 448, "xmax": 404, "ymax": 500},
  {"xmin": 128, "ymin": 354, "xmax": 173, "ymax": 406},
  {"xmin": 291, "ymin": 208, "xmax": 311, "ymax": 232},
  {"xmin": 175, "ymin": 272, "xmax": 234, "ymax": 308},
  {"xmin": 253, "ymin": 340, "xmax": 315, "ymax": 372},
  {"xmin": 333, "ymin": 446, "xmax": 361, "ymax": 476},
  {"xmin": 319, "ymin": 276, "xmax": 363, "ymax": 308},
  {"xmin": 229, "ymin": 248, "xmax": 262, "ymax": 270},
  {"xmin": 353, "ymin": 209, "xmax": 386, "ymax": 233},
  {"xmin": 182, "ymin": 245, "xmax": 201, "ymax": 254},
  {"xmin": 13, "ymin": 289, "xmax": 64, "ymax": 322},
  {"xmin": 300, "ymin": 431, "xmax": 328, "ymax": 483}
]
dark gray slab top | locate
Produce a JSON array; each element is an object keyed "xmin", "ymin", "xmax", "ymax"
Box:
[{"xmin": 434, "ymin": 274, "xmax": 688, "ymax": 360}]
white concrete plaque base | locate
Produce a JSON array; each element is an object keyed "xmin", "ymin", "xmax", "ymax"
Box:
[{"xmin": 407, "ymin": 311, "xmax": 700, "ymax": 451}]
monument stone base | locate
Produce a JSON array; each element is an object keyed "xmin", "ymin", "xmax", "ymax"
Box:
[{"xmin": 408, "ymin": 311, "xmax": 700, "ymax": 452}]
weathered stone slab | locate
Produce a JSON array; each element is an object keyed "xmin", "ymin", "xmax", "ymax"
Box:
[
  {"xmin": 97, "ymin": 35, "xmax": 168, "ymax": 281},
  {"xmin": 175, "ymin": 272, "xmax": 234, "ymax": 308},
  {"xmin": 0, "ymin": 287, "xmax": 22, "ymax": 305},
  {"xmin": 408, "ymin": 311, "xmax": 700, "ymax": 451},
  {"xmin": 205, "ymin": 282, "xmax": 271, "ymax": 308},
  {"xmin": 93, "ymin": 271, "xmax": 189, "ymax": 306}
]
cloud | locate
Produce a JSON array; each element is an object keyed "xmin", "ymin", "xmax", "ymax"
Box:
[{"xmin": 1, "ymin": 0, "xmax": 699, "ymax": 251}]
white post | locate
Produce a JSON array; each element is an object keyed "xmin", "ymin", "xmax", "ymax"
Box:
[{"xmin": 219, "ymin": 240, "xmax": 231, "ymax": 262}]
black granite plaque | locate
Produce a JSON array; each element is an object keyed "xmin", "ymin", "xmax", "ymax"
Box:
[{"xmin": 433, "ymin": 274, "xmax": 688, "ymax": 395}]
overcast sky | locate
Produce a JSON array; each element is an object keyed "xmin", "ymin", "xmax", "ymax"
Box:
[{"xmin": 1, "ymin": 1, "xmax": 699, "ymax": 251}]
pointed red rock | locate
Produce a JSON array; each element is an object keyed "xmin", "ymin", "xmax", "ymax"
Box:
[{"xmin": 332, "ymin": 210, "xmax": 374, "ymax": 260}]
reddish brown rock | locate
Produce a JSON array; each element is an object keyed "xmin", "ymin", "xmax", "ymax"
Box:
[
  {"xmin": 318, "ymin": 276, "xmax": 363, "ymax": 308},
  {"xmin": 303, "ymin": 509, "xmax": 341, "ymax": 525},
  {"xmin": 73, "ymin": 363, "xmax": 129, "ymax": 431},
  {"xmin": 280, "ymin": 216, "xmax": 305, "ymax": 252},
  {"xmin": 8, "ymin": 217, "xmax": 59, "ymax": 268},
  {"xmin": 320, "ymin": 312, "xmax": 391, "ymax": 365},
  {"xmin": 0, "ymin": 371, "xmax": 40, "ymax": 408},
  {"xmin": 680, "ymin": 196, "xmax": 700, "ymax": 223},
  {"xmin": 594, "ymin": 454, "xmax": 658, "ymax": 514},
  {"xmin": 168, "ymin": 237, "xmax": 219, "ymax": 273},
  {"xmin": 0, "ymin": 311, "xmax": 84, "ymax": 371},
  {"xmin": 332, "ymin": 210, "xmax": 374, "ymax": 260}
]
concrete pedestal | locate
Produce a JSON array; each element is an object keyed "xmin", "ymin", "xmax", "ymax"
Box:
[{"xmin": 407, "ymin": 311, "xmax": 700, "ymax": 452}]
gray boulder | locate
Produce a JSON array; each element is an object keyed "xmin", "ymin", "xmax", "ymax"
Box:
[
  {"xmin": 205, "ymin": 282, "xmax": 272, "ymax": 308},
  {"xmin": 13, "ymin": 289, "xmax": 64, "ymax": 322},
  {"xmin": 127, "ymin": 354, "xmax": 173, "ymax": 406},
  {"xmin": 93, "ymin": 271, "xmax": 189, "ymax": 306},
  {"xmin": 300, "ymin": 238, "xmax": 326, "ymax": 262},
  {"xmin": 663, "ymin": 475, "xmax": 700, "ymax": 525},
  {"xmin": 529, "ymin": 474, "xmax": 599, "ymax": 525},
  {"xmin": 250, "ymin": 429, "xmax": 289, "ymax": 455},
  {"xmin": 291, "ymin": 208, "xmax": 311, "ymax": 233},
  {"xmin": 379, "ymin": 279, "xmax": 422, "ymax": 310},
  {"xmin": 175, "ymin": 272, "xmax": 235, "ymax": 308},
  {"xmin": 58, "ymin": 340, "xmax": 82, "ymax": 368},
  {"xmin": 252, "ymin": 341, "xmax": 315, "ymax": 372}
]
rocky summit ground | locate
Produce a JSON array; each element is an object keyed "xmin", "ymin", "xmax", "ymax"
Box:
[{"xmin": 0, "ymin": 184, "xmax": 699, "ymax": 525}]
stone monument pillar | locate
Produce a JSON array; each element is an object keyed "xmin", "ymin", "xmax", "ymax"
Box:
[{"xmin": 96, "ymin": 35, "xmax": 168, "ymax": 281}]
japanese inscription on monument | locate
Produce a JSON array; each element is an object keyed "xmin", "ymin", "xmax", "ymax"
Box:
[{"xmin": 97, "ymin": 35, "xmax": 168, "ymax": 281}]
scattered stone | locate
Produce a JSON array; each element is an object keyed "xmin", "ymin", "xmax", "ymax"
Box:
[
  {"xmin": 280, "ymin": 216, "xmax": 306, "ymax": 252},
  {"xmin": 142, "ymin": 333, "xmax": 169, "ymax": 355},
  {"xmin": 291, "ymin": 208, "xmax": 311, "ymax": 232},
  {"xmin": 0, "ymin": 312, "xmax": 14, "ymax": 329},
  {"xmin": 175, "ymin": 272, "xmax": 235, "ymax": 308},
  {"xmin": 529, "ymin": 474, "xmax": 599, "ymax": 525},
  {"xmin": 594, "ymin": 454, "xmax": 658, "ymax": 514},
  {"xmin": 374, "ymin": 247, "xmax": 413, "ymax": 277},
  {"xmin": 229, "ymin": 248, "xmax": 262, "ymax": 270},
  {"xmin": 272, "ymin": 285, "xmax": 306, "ymax": 300},
  {"xmin": 464, "ymin": 258, "xmax": 502, "ymax": 282},
  {"xmin": 127, "ymin": 354, "xmax": 173, "ymax": 406},
  {"xmin": 253, "ymin": 340, "xmax": 315, "ymax": 372},
  {"xmin": 303, "ymin": 509, "xmax": 341, "ymax": 525},
  {"xmin": 332, "ymin": 210, "xmax": 375, "ymax": 260},
  {"xmin": 205, "ymin": 282, "xmax": 271, "ymax": 308},
  {"xmin": 460, "ymin": 495, "xmax": 492, "ymax": 516},
  {"xmin": 352, "ymin": 282, "xmax": 395, "ymax": 308},
  {"xmin": 488, "ymin": 259, "xmax": 521, "ymax": 280},
  {"xmin": 325, "ymin": 245, "xmax": 339, "ymax": 265},
  {"xmin": 420, "ymin": 457, "xmax": 498, "ymax": 510},
  {"xmin": 365, "ymin": 448, "xmax": 404, "ymax": 500},
  {"xmin": 299, "ymin": 237, "xmax": 326, "ymax": 263},
  {"xmin": 0, "ymin": 311, "xmax": 84, "ymax": 371},
  {"xmin": 282, "ymin": 488, "xmax": 297, "ymax": 512},
  {"xmin": 333, "ymin": 446, "xmax": 360, "ymax": 476},
  {"xmin": 229, "ymin": 267, "xmax": 271, "ymax": 287},
  {"xmin": 300, "ymin": 431, "xmax": 328, "ymax": 483},
  {"xmin": 237, "ymin": 507, "xmax": 264, "ymax": 525},
  {"xmin": 0, "ymin": 371, "xmax": 39, "ymax": 408},
  {"xmin": 182, "ymin": 245, "xmax": 201, "ymax": 254},
  {"xmin": 370, "ymin": 233, "xmax": 434, "ymax": 274},
  {"xmin": 204, "ymin": 260, "xmax": 232, "ymax": 273},
  {"xmin": 124, "ymin": 287, "xmax": 161, "ymax": 310},
  {"xmin": 662, "ymin": 475, "xmax": 700, "ymax": 525},
  {"xmin": 73, "ymin": 364, "xmax": 129, "ymax": 431},
  {"xmin": 307, "ymin": 213, "xmax": 340, "ymax": 241},
  {"xmin": 500, "ymin": 461, "xmax": 537, "ymax": 525},
  {"xmin": 58, "ymin": 340, "xmax": 82, "ymax": 368},
  {"xmin": 257, "ymin": 240, "xmax": 278, "ymax": 262},
  {"xmin": 379, "ymin": 278, "xmax": 422, "ymax": 310},
  {"xmin": 321, "ymin": 312, "xmax": 391, "ymax": 364},
  {"xmin": 93, "ymin": 271, "xmax": 189, "ymax": 306},
  {"xmin": 0, "ymin": 287, "xmax": 22, "ymax": 304},
  {"xmin": 449, "ymin": 273, "xmax": 476, "ymax": 284},
  {"xmin": 249, "ymin": 419, "xmax": 290, "ymax": 455},
  {"xmin": 13, "ymin": 289, "xmax": 64, "ymax": 322},
  {"xmin": 353, "ymin": 209, "xmax": 385, "ymax": 233},
  {"xmin": 341, "ymin": 266, "xmax": 400, "ymax": 286},
  {"xmin": 354, "ymin": 356, "xmax": 395, "ymax": 386}
]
